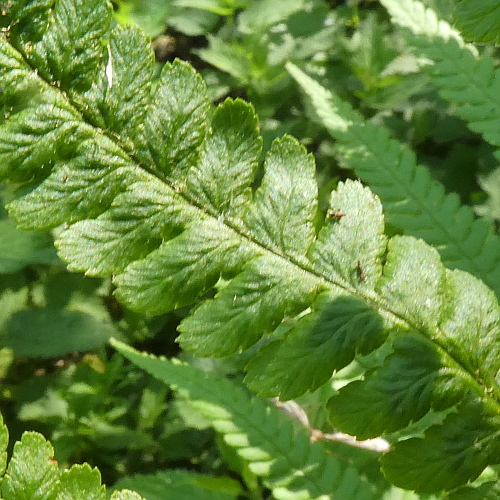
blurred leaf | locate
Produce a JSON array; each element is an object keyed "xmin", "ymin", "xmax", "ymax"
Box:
[
  {"xmin": 4, "ymin": 308, "xmax": 117, "ymax": 357},
  {"xmin": 173, "ymin": 0, "xmax": 248, "ymax": 16},
  {"xmin": 114, "ymin": 470, "xmax": 242, "ymax": 500},
  {"xmin": 0, "ymin": 217, "xmax": 57, "ymax": 274},
  {"xmin": 114, "ymin": 0, "xmax": 172, "ymax": 37}
]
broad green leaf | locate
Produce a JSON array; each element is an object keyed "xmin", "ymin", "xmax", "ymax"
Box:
[
  {"xmin": 446, "ymin": 480, "xmax": 500, "ymax": 500},
  {"xmin": 4, "ymin": 308, "xmax": 117, "ymax": 357},
  {"xmin": 0, "ymin": 102, "xmax": 84, "ymax": 185},
  {"xmin": 0, "ymin": 0, "xmax": 52, "ymax": 40},
  {"xmin": 0, "ymin": 217, "xmax": 57, "ymax": 273},
  {"xmin": 82, "ymin": 25, "xmax": 156, "ymax": 141},
  {"xmin": 381, "ymin": 398, "xmax": 500, "ymax": 492},
  {"xmin": 309, "ymin": 179, "xmax": 386, "ymax": 288},
  {"xmin": 2, "ymin": 432, "xmax": 59, "ymax": 500},
  {"xmin": 8, "ymin": 139, "xmax": 139, "ymax": 230},
  {"xmin": 30, "ymin": 0, "xmax": 111, "ymax": 92},
  {"xmin": 378, "ymin": 236, "xmax": 445, "ymax": 330},
  {"xmin": 327, "ymin": 334, "xmax": 463, "ymax": 439},
  {"xmin": 54, "ymin": 179, "xmax": 176, "ymax": 275},
  {"xmin": 68, "ymin": 182, "xmax": 183, "ymax": 272}
]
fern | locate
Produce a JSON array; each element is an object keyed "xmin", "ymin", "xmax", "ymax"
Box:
[
  {"xmin": 1, "ymin": 0, "xmax": 500, "ymax": 494},
  {"xmin": 287, "ymin": 62, "xmax": 500, "ymax": 299},
  {"xmin": 0, "ymin": 412, "xmax": 143, "ymax": 499},
  {"xmin": 111, "ymin": 339, "xmax": 374, "ymax": 500},
  {"xmin": 381, "ymin": 0, "xmax": 500, "ymax": 155},
  {"xmin": 452, "ymin": 0, "xmax": 500, "ymax": 44}
]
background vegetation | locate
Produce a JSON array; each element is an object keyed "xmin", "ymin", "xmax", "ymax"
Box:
[{"xmin": 1, "ymin": 0, "xmax": 500, "ymax": 498}]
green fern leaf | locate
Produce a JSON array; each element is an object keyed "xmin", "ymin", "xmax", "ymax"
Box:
[
  {"xmin": 287, "ymin": 62, "xmax": 500, "ymax": 299},
  {"xmin": 453, "ymin": 0, "xmax": 500, "ymax": 44},
  {"xmin": 377, "ymin": 0, "xmax": 463, "ymax": 41},
  {"xmin": 2, "ymin": 432, "xmax": 59, "ymax": 500},
  {"xmin": 381, "ymin": 0, "xmax": 500, "ymax": 154},
  {"xmin": 2, "ymin": 1, "xmax": 500, "ymax": 492},
  {"xmin": 57, "ymin": 464, "xmax": 105, "ymax": 500},
  {"xmin": 111, "ymin": 339, "xmax": 374, "ymax": 500},
  {"xmin": 0, "ymin": 416, "xmax": 146, "ymax": 500}
]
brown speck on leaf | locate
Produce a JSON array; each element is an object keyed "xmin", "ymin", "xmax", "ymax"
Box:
[
  {"xmin": 327, "ymin": 210, "xmax": 346, "ymax": 219},
  {"xmin": 356, "ymin": 260, "xmax": 366, "ymax": 281}
]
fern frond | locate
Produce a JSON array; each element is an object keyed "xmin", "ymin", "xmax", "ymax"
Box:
[
  {"xmin": 381, "ymin": 0, "xmax": 500, "ymax": 154},
  {"xmin": 452, "ymin": 0, "xmax": 500, "ymax": 44},
  {"xmin": 287, "ymin": 62, "xmax": 500, "ymax": 298},
  {"xmin": 376, "ymin": 0, "xmax": 464, "ymax": 42},
  {"xmin": 0, "ymin": 411, "xmax": 144, "ymax": 499},
  {"xmin": 2, "ymin": 0, "xmax": 500, "ymax": 492},
  {"xmin": 111, "ymin": 340, "xmax": 374, "ymax": 500}
]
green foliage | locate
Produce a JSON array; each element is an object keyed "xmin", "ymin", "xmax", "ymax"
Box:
[
  {"xmin": 453, "ymin": 0, "xmax": 500, "ymax": 44},
  {"xmin": 0, "ymin": 200, "xmax": 57, "ymax": 273},
  {"xmin": 2, "ymin": 0, "xmax": 500, "ymax": 498},
  {"xmin": 286, "ymin": 62, "xmax": 500, "ymax": 298},
  {"xmin": 382, "ymin": 0, "xmax": 500, "ymax": 155},
  {"xmin": 0, "ymin": 412, "xmax": 144, "ymax": 499},
  {"xmin": 112, "ymin": 339, "xmax": 374, "ymax": 500},
  {"xmin": 114, "ymin": 469, "xmax": 243, "ymax": 500}
]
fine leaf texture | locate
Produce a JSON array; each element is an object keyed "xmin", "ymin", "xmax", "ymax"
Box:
[
  {"xmin": 1, "ymin": 432, "xmax": 59, "ymax": 500},
  {"xmin": 0, "ymin": 422, "xmax": 146, "ymax": 500},
  {"xmin": 2, "ymin": 0, "xmax": 500, "ymax": 493},
  {"xmin": 111, "ymin": 339, "xmax": 374, "ymax": 500},
  {"xmin": 453, "ymin": 0, "xmax": 500, "ymax": 44},
  {"xmin": 287, "ymin": 61, "xmax": 500, "ymax": 300},
  {"xmin": 56, "ymin": 464, "xmax": 105, "ymax": 500},
  {"xmin": 381, "ymin": 0, "xmax": 500, "ymax": 154}
]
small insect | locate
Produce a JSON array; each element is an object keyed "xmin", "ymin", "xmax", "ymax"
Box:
[
  {"xmin": 327, "ymin": 209, "xmax": 346, "ymax": 219},
  {"xmin": 356, "ymin": 260, "xmax": 366, "ymax": 281},
  {"xmin": 62, "ymin": 173, "xmax": 69, "ymax": 183}
]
